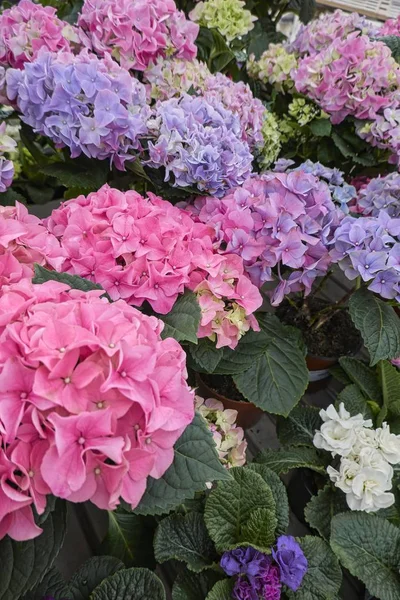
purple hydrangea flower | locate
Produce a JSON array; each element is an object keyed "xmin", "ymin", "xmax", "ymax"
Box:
[
  {"xmin": 357, "ymin": 173, "xmax": 400, "ymax": 218},
  {"xmin": 0, "ymin": 157, "xmax": 14, "ymax": 192},
  {"xmin": 272, "ymin": 536, "xmax": 308, "ymax": 592},
  {"xmin": 146, "ymin": 94, "xmax": 253, "ymax": 197},
  {"xmin": 7, "ymin": 49, "xmax": 150, "ymax": 169}
]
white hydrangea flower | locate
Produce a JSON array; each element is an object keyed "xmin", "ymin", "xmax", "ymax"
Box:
[
  {"xmin": 313, "ymin": 403, "xmax": 372, "ymax": 457},
  {"xmin": 375, "ymin": 422, "xmax": 400, "ymax": 464}
]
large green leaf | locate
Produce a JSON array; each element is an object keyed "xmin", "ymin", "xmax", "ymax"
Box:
[
  {"xmin": 377, "ymin": 360, "xmax": 400, "ymax": 426},
  {"xmin": 40, "ymin": 158, "xmax": 108, "ymax": 191},
  {"xmin": 336, "ymin": 384, "xmax": 374, "ymax": 420},
  {"xmin": 0, "ymin": 500, "xmax": 67, "ymax": 600},
  {"xmin": 160, "ymin": 291, "xmax": 201, "ymax": 344},
  {"xmin": 338, "ymin": 357, "xmax": 382, "ymax": 404},
  {"xmin": 100, "ymin": 511, "xmax": 156, "ymax": 568},
  {"xmin": 188, "ymin": 338, "xmax": 224, "ymax": 373},
  {"xmin": 277, "ymin": 405, "xmax": 322, "ymax": 448},
  {"xmin": 349, "ymin": 288, "xmax": 400, "ymax": 365},
  {"xmin": 134, "ymin": 413, "xmax": 231, "ymax": 516},
  {"xmin": 232, "ymin": 314, "xmax": 308, "ymax": 416},
  {"xmin": 304, "ymin": 485, "xmax": 348, "ymax": 541},
  {"xmin": 308, "ymin": 118, "xmax": 332, "ymax": 138},
  {"xmin": 256, "ymin": 447, "xmax": 326, "ymax": 475},
  {"xmin": 91, "ymin": 568, "xmax": 166, "ymax": 600},
  {"xmin": 154, "ymin": 513, "xmax": 216, "ymax": 572},
  {"xmin": 68, "ymin": 556, "xmax": 124, "ymax": 600},
  {"xmin": 206, "ymin": 579, "xmax": 234, "ymax": 600},
  {"xmin": 33, "ymin": 265, "xmax": 110, "ymax": 300},
  {"xmin": 247, "ymin": 464, "xmax": 289, "ymax": 535},
  {"xmin": 287, "ymin": 536, "xmax": 342, "ymax": 600},
  {"xmin": 331, "ymin": 512, "xmax": 400, "ymax": 600},
  {"xmin": 204, "ymin": 467, "xmax": 277, "ymax": 553},
  {"xmin": 21, "ymin": 567, "xmax": 68, "ymax": 600},
  {"xmin": 172, "ymin": 570, "xmax": 223, "ymax": 600}
]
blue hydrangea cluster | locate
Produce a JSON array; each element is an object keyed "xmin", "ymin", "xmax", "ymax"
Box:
[
  {"xmin": 275, "ymin": 158, "xmax": 356, "ymax": 213},
  {"xmin": 146, "ymin": 94, "xmax": 253, "ymax": 197},
  {"xmin": 331, "ymin": 210, "xmax": 400, "ymax": 301},
  {"xmin": 358, "ymin": 172, "xmax": 400, "ymax": 218},
  {"xmin": 6, "ymin": 49, "xmax": 151, "ymax": 169}
]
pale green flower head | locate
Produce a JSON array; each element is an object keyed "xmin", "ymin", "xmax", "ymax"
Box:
[
  {"xmin": 248, "ymin": 44, "xmax": 298, "ymax": 93},
  {"xmin": 190, "ymin": 0, "xmax": 257, "ymax": 43},
  {"xmin": 259, "ymin": 111, "xmax": 282, "ymax": 167},
  {"xmin": 288, "ymin": 97, "xmax": 321, "ymax": 127}
]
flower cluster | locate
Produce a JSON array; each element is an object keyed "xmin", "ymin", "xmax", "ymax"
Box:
[
  {"xmin": 7, "ymin": 49, "xmax": 150, "ymax": 169},
  {"xmin": 220, "ymin": 539, "xmax": 307, "ymax": 599},
  {"xmin": 275, "ymin": 159, "xmax": 356, "ymax": 213},
  {"xmin": 294, "ymin": 34, "xmax": 400, "ymax": 126},
  {"xmin": 356, "ymin": 172, "xmax": 400, "ymax": 218},
  {"xmin": 0, "ymin": 201, "xmax": 63, "ymax": 285},
  {"xmin": 247, "ymin": 44, "xmax": 297, "ymax": 93},
  {"xmin": 195, "ymin": 396, "xmax": 247, "ymax": 468},
  {"xmin": 46, "ymin": 185, "xmax": 262, "ymax": 349},
  {"xmin": 0, "ymin": 121, "xmax": 17, "ymax": 192},
  {"xmin": 314, "ymin": 403, "xmax": 400, "ymax": 512},
  {"xmin": 0, "ymin": 0, "xmax": 78, "ymax": 70},
  {"xmin": 378, "ymin": 15, "xmax": 400, "ymax": 36},
  {"xmin": 144, "ymin": 59, "xmax": 265, "ymax": 149},
  {"xmin": 291, "ymin": 9, "xmax": 377, "ymax": 56},
  {"xmin": 331, "ymin": 211, "xmax": 400, "ymax": 302},
  {"xmin": 186, "ymin": 171, "xmax": 341, "ymax": 305},
  {"xmin": 189, "ymin": 0, "xmax": 256, "ymax": 43},
  {"xmin": 356, "ymin": 108, "xmax": 400, "ymax": 166},
  {"xmin": 0, "ymin": 277, "xmax": 194, "ymax": 541},
  {"xmin": 78, "ymin": 0, "xmax": 199, "ymax": 72},
  {"xmin": 147, "ymin": 94, "xmax": 253, "ymax": 197}
]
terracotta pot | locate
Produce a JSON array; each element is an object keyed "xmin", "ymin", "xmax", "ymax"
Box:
[
  {"xmin": 195, "ymin": 374, "xmax": 263, "ymax": 430},
  {"xmin": 306, "ymin": 353, "xmax": 338, "ymax": 394}
]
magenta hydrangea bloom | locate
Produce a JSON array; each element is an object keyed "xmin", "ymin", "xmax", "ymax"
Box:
[
  {"xmin": 186, "ymin": 171, "xmax": 342, "ymax": 305},
  {"xmin": 0, "ymin": 0, "xmax": 78, "ymax": 69},
  {"xmin": 6, "ymin": 49, "xmax": 150, "ymax": 169},
  {"xmin": 78, "ymin": 0, "xmax": 199, "ymax": 72},
  {"xmin": 379, "ymin": 15, "xmax": 400, "ymax": 36},
  {"xmin": 147, "ymin": 94, "xmax": 254, "ymax": 197},
  {"xmin": 356, "ymin": 172, "xmax": 400, "ymax": 218},
  {"xmin": 46, "ymin": 185, "xmax": 262, "ymax": 349},
  {"xmin": 294, "ymin": 34, "xmax": 400, "ymax": 125},
  {"xmin": 331, "ymin": 210, "xmax": 400, "ymax": 302},
  {"xmin": 0, "ymin": 276, "xmax": 194, "ymax": 541},
  {"xmin": 291, "ymin": 9, "xmax": 378, "ymax": 56}
]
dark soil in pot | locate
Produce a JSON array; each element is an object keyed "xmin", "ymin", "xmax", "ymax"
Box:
[{"xmin": 201, "ymin": 373, "xmax": 245, "ymax": 403}]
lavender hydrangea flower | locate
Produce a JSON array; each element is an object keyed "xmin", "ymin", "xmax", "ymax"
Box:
[
  {"xmin": 357, "ymin": 173, "xmax": 400, "ymax": 218},
  {"xmin": 147, "ymin": 94, "xmax": 253, "ymax": 197},
  {"xmin": 272, "ymin": 535, "xmax": 308, "ymax": 591},
  {"xmin": 0, "ymin": 157, "xmax": 14, "ymax": 192},
  {"xmin": 6, "ymin": 49, "xmax": 150, "ymax": 169}
]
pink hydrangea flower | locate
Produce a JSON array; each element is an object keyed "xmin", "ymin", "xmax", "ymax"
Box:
[
  {"xmin": 378, "ymin": 16, "xmax": 400, "ymax": 37},
  {"xmin": 78, "ymin": 0, "xmax": 199, "ymax": 72},
  {"xmin": 0, "ymin": 278, "xmax": 194, "ymax": 540},
  {"xmin": 46, "ymin": 185, "xmax": 262, "ymax": 349},
  {"xmin": 0, "ymin": 0, "xmax": 78, "ymax": 69}
]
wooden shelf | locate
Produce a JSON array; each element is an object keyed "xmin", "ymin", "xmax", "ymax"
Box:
[{"xmin": 318, "ymin": 0, "xmax": 400, "ymax": 21}]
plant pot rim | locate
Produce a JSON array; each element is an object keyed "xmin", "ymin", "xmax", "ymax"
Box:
[{"xmin": 306, "ymin": 341, "xmax": 363, "ymax": 364}]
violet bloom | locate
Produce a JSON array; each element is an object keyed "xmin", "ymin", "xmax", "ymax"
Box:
[
  {"xmin": 220, "ymin": 547, "xmax": 271, "ymax": 585},
  {"xmin": 232, "ymin": 577, "xmax": 258, "ymax": 600},
  {"xmin": 272, "ymin": 535, "xmax": 308, "ymax": 591}
]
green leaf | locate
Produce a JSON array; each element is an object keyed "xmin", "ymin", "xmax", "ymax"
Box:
[
  {"xmin": 21, "ymin": 567, "xmax": 68, "ymax": 600},
  {"xmin": 172, "ymin": 570, "xmax": 223, "ymax": 600},
  {"xmin": 154, "ymin": 512, "xmax": 216, "ymax": 572},
  {"xmin": 33, "ymin": 265, "xmax": 111, "ymax": 300},
  {"xmin": 256, "ymin": 447, "xmax": 326, "ymax": 475},
  {"xmin": 206, "ymin": 579, "xmax": 234, "ymax": 600},
  {"xmin": 160, "ymin": 291, "xmax": 201, "ymax": 344},
  {"xmin": 277, "ymin": 405, "xmax": 322, "ymax": 448},
  {"xmin": 309, "ymin": 118, "xmax": 332, "ymax": 137},
  {"xmin": 204, "ymin": 467, "xmax": 277, "ymax": 553},
  {"xmin": 338, "ymin": 357, "xmax": 382, "ymax": 404},
  {"xmin": 377, "ymin": 360, "xmax": 400, "ymax": 426},
  {"xmin": 330, "ymin": 512, "xmax": 400, "ymax": 600},
  {"xmin": 188, "ymin": 338, "xmax": 224, "ymax": 373},
  {"xmin": 247, "ymin": 464, "xmax": 289, "ymax": 535},
  {"xmin": 0, "ymin": 189, "xmax": 26, "ymax": 205},
  {"xmin": 336, "ymin": 384, "xmax": 374, "ymax": 420},
  {"xmin": 0, "ymin": 500, "xmax": 67, "ymax": 600},
  {"xmin": 304, "ymin": 485, "xmax": 348, "ymax": 541},
  {"xmin": 40, "ymin": 159, "xmax": 108, "ymax": 191},
  {"xmin": 134, "ymin": 413, "xmax": 231, "ymax": 516},
  {"xmin": 68, "ymin": 557, "xmax": 124, "ymax": 600},
  {"xmin": 349, "ymin": 288, "xmax": 400, "ymax": 365},
  {"xmin": 329, "ymin": 364, "xmax": 352, "ymax": 385},
  {"xmin": 299, "ymin": 0, "xmax": 316, "ymax": 23},
  {"xmin": 233, "ymin": 314, "xmax": 308, "ymax": 416},
  {"xmin": 332, "ymin": 132, "xmax": 357, "ymax": 159},
  {"xmin": 90, "ymin": 568, "xmax": 166, "ymax": 600},
  {"xmin": 100, "ymin": 511, "xmax": 156, "ymax": 568},
  {"xmin": 287, "ymin": 536, "xmax": 342, "ymax": 600}
]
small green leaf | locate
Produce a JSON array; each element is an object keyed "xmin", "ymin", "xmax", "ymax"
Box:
[
  {"xmin": 377, "ymin": 360, "xmax": 400, "ymax": 426},
  {"xmin": 68, "ymin": 557, "xmax": 124, "ymax": 600},
  {"xmin": 206, "ymin": 579, "xmax": 234, "ymax": 600},
  {"xmin": 33, "ymin": 265, "xmax": 111, "ymax": 300},
  {"xmin": 188, "ymin": 338, "xmax": 224, "ymax": 373},
  {"xmin": 247, "ymin": 464, "xmax": 289, "ymax": 535},
  {"xmin": 339, "ymin": 357, "xmax": 382, "ymax": 404},
  {"xmin": 134, "ymin": 413, "xmax": 231, "ymax": 516},
  {"xmin": 204, "ymin": 467, "xmax": 277, "ymax": 553},
  {"xmin": 277, "ymin": 405, "xmax": 322, "ymax": 448},
  {"xmin": 100, "ymin": 511, "xmax": 156, "ymax": 568},
  {"xmin": 90, "ymin": 568, "xmax": 166, "ymax": 600},
  {"xmin": 287, "ymin": 536, "xmax": 342, "ymax": 600},
  {"xmin": 309, "ymin": 118, "xmax": 332, "ymax": 137},
  {"xmin": 329, "ymin": 364, "xmax": 352, "ymax": 385},
  {"xmin": 160, "ymin": 291, "xmax": 201, "ymax": 344},
  {"xmin": 349, "ymin": 288, "xmax": 400, "ymax": 365},
  {"xmin": 304, "ymin": 484, "xmax": 348, "ymax": 541},
  {"xmin": 256, "ymin": 447, "xmax": 326, "ymax": 475},
  {"xmin": 0, "ymin": 189, "xmax": 26, "ymax": 205},
  {"xmin": 336, "ymin": 384, "xmax": 374, "ymax": 420},
  {"xmin": 172, "ymin": 570, "xmax": 223, "ymax": 600},
  {"xmin": 154, "ymin": 512, "xmax": 216, "ymax": 572},
  {"xmin": 331, "ymin": 512, "xmax": 400, "ymax": 600}
]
